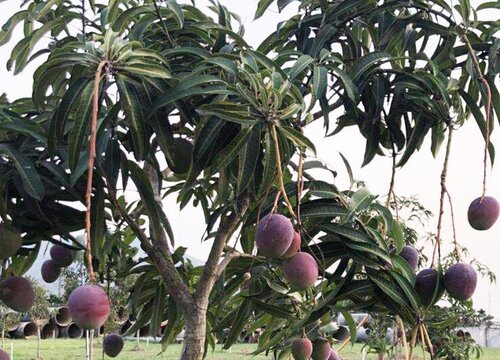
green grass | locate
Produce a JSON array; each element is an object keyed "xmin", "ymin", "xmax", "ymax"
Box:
[{"xmin": 1, "ymin": 339, "xmax": 500, "ymax": 359}]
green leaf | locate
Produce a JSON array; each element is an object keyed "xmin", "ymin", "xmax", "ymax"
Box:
[
  {"xmin": 369, "ymin": 274, "xmax": 409, "ymax": 308},
  {"xmin": 8, "ymin": 13, "xmax": 80, "ymax": 74},
  {"xmin": 320, "ymin": 224, "xmax": 376, "ymax": 246},
  {"xmin": 313, "ymin": 65, "xmax": 328, "ymax": 98},
  {"xmin": 300, "ymin": 201, "xmax": 348, "ymax": 218},
  {"xmin": 350, "ymin": 187, "xmax": 377, "ymax": 212},
  {"xmin": 198, "ymin": 102, "xmax": 258, "ymax": 125},
  {"xmin": 278, "ymin": 126, "xmax": 316, "ymax": 154},
  {"xmin": 49, "ymin": 76, "xmax": 92, "ymax": 154},
  {"xmin": 116, "ymin": 75, "xmax": 148, "ymax": 160},
  {"xmin": 390, "ymin": 270, "xmax": 420, "ymax": 311},
  {"xmin": 254, "ymin": 0, "xmax": 274, "ymax": 19},
  {"xmin": 223, "ymin": 299, "xmax": 253, "ymax": 349},
  {"xmin": 339, "ymin": 152, "xmax": 354, "ymax": 186},
  {"xmin": 150, "ymin": 76, "xmax": 230, "ymax": 114},
  {"xmin": 167, "ymin": 0, "xmax": 184, "ymax": 28},
  {"xmin": 307, "ymin": 180, "xmax": 339, "ymax": 199},
  {"xmin": 128, "ymin": 161, "xmax": 162, "ymax": 238},
  {"xmin": 459, "ymin": 89, "xmax": 495, "ymax": 164},
  {"xmin": 193, "ymin": 117, "xmax": 225, "ymax": 163},
  {"xmin": 396, "ymin": 117, "xmax": 431, "ymax": 167},
  {"xmin": 350, "ymin": 51, "xmax": 392, "ymax": 85},
  {"xmin": 90, "ymin": 186, "xmax": 105, "ymax": 258},
  {"xmin": 0, "ymin": 10, "xmax": 29, "ymax": 46},
  {"xmin": 117, "ymin": 63, "xmax": 172, "ymax": 79},
  {"xmin": 206, "ymin": 127, "xmax": 254, "ymax": 175},
  {"xmin": 252, "ymin": 299, "xmax": 293, "ymax": 319},
  {"xmin": 258, "ymin": 130, "xmax": 277, "ymax": 196},
  {"xmin": 328, "ymin": 65, "xmax": 360, "ymax": 102},
  {"xmin": 344, "ymin": 241, "xmax": 392, "ymax": 264},
  {"xmin": 341, "ymin": 311, "xmax": 357, "ymax": 346},
  {"xmin": 149, "ymin": 283, "xmax": 166, "ymax": 338},
  {"xmin": 288, "ymin": 55, "xmax": 314, "ymax": 80},
  {"xmin": 204, "ymin": 56, "xmax": 238, "ymax": 76},
  {"xmin": 237, "ymin": 123, "xmax": 262, "ymax": 194},
  {"xmin": 392, "ymin": 222, "xmax": 404, "ymax": 252},
  {"xmin": 161, "ymin": 298, "xmax": 180, "ymax": 350},
  {"xmin": 0, "ymin": 144, "xmax": 45, "ymax": 200},
  {"xmin": 67, "ymin": 79, "xmax": 95, "ymax": 171}
]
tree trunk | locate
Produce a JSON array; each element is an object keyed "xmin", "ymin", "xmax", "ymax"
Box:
[
  {"xmin": 180, "ymin": 311, "xmax": 206, "ymax": 360},
  {"xmin": 37, "ymin": 325, "xmax": 41, "ymax": 359}
]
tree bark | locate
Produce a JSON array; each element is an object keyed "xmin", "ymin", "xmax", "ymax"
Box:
[
  {"xmin": 105, "ymin": 163, "xmax": 249, "ymax": 360},
  {"xmin": 180, "ymin": 311, "xmax": 206, "ymax": 360},
  {"xmin": 37, "ymin": 325, "xmax": 41, "ymax": 359}
]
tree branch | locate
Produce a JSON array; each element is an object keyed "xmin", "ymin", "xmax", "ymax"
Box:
[
  {"xmin": 194, "ymin": 196, "xmax": 249, "ymax": 309},
  {"xmin": 100, "ymin": 165, "xmax": 195, "ymax": 313},
  {"xmin": 216, "ymin": 251, "xmax": 240, "ymax": 279}
]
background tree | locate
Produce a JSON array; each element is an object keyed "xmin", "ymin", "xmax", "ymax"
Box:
[
  {"xmin": 29, "ymin": 278, "xmax": 51, "ymax": 360},
  {"xmin": 0, "ymin": 304, "xmax": 20, "ymax": 349},
  {"xmin": 0, "ymin": 1, "xmax": 498, "ymax": 360}
]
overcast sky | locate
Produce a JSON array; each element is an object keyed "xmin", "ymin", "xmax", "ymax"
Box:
[{"xmin": 1, "ymin": 1, "xmax": 500, "ymax": 316}]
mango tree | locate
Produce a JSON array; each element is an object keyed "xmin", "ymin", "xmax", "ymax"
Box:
[{"xmin": 0, "ymin": 1, "xmax": 498, "ymax": 359}]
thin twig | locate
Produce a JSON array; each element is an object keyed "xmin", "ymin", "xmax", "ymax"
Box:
[
  {"xmin": 81, "ymin": 0, "xmax": 86, "ymax": 40},
  {"xmin": 85, "ymin": 60, "xmax": 106, "ymax": 284},
  {"xmin": 270, "ymin": 124, "xmax": 296, "ymax": 219},
  {"xmin": 421, "ymin": 323, "xmax": 434, "ymax": 358},
  {"xmin": 445, "ymin": 189, "xmax": 461, "ymax": 261},
  {"xmin": 386, "ymin": 140, "xmax": 397, "ymax": 209},
  {"xmin": 408, "ymin": 325, "xmax": 419, "ymax": 360},
  {"xmin": 431, "ymin": 125, "xmax": 453, "ymax": 268},
  {"xmin": 461, "ymin": 34, "xmax": 492, "ymax": 199},
  {"xmin": 419, "ymin": 324, "xmax": 427, "ymax": 360},
  {"xmin": 296, "ymin": 148, "xmax": 305, "ymax": 226},
  {"xmin": 338, "ymin": 315, "xmax": 369, "ymax": 352},
  {"xmin": 270, "ymin": 189, "xmax": 282, "ymax": 214},
  {"xmin": 396, "ymin": 316, "xmax": 410, "ymax": 360},
  {"xmin": 153, "ymin": 0, "xmax": 174, "ymax": 46}
]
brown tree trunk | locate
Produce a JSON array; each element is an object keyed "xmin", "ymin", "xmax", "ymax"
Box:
[
  {"xmin": 37, "ymin": 325, "xmax": 41, "ymax": 359},
  {"xmin": 180, "ymin": 311, "xmax": 206, "ymax": 360}
]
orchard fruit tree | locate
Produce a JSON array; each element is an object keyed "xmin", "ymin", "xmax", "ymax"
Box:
[{"xmin": 0, "ymin": 1, "xmax": 499, "ymax": 360}]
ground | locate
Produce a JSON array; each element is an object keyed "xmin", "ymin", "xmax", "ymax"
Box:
[{"xmin": 1, "ymin": 339, "xmax": 500, "ymax": 359}]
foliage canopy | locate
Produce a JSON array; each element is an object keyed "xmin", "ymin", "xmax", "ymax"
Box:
[{"xmin": 0, "ymin": 0, "xmax": 498, "ymax": 358}]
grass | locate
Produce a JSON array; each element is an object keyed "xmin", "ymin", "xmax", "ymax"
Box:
[{"xmin": 1, "ymin": 339, "xmax": 500, "ymax": 359}]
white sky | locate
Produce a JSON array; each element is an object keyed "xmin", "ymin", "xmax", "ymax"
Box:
[{"xmin": 1, "ymin": 1, "xmax": 500, "ymax": 316}]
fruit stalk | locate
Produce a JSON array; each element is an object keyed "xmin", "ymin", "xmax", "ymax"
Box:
[
  {"xmin": 338, "ymin": 314, "xmax": 369, "ymax": 352},
  {"xmin": 86, "ymin": 60, "xmax": 107, "ymax": 284},
  {"xmin": 396, "ymin": 316, "xmax": 410, "ymax": 360},
  {"xmin": 461, "ymin": 34, "xmax": 492, "ymax": 199},
  {"xmin": 445, "ymin": 190, "xmax": 461, "ymax": 260},
  {"xmin": 431, "ymin": 125, "xmax": 453, "ymax": 267},
  {"xmin": 270, "ymin": 124, "xmax": 296, "ymax": 218}
]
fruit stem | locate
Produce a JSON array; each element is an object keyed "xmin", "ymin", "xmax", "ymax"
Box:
[
  {"xmin": 338, "ymin": 314, "xmax": 369, "ymax": 352},
  {"xmin": 408, "ymin": 325, "xmax": 419, "ymax": 360},
  {"xmin": 396, "ymin": 316, "xmax": 410, "ymax": 360},
  {"xmin": 270, "ymin": 124, "xmax": 296, "ymax": 219},
  {"xmin": 86, "ymin": 60, "xmax": 107, "ymax": 285},
  {"xmin": 386, "ymin": 138, "xmax": 397, "ymax": 209},
  {"xmin": 421, "ymin": 323, "xmax": 434, "ymax": 357},
  {"xmin": 431, "ymin": 125, "xmax": 453, "ymax": 268},
  {"xmin": 445, "ymin": 189, "xmax": 461, "ymax": 261},
  {"xmin": 419, "ymin": 324, "xmax": 427, "ymax": 360},
  {"xmin": 296, "ymin": 148, "xmax": 305, "ymax": 226},
  {"xmin": 461, "ymin": 34, "xmax": 492, "ymax": 199}
]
